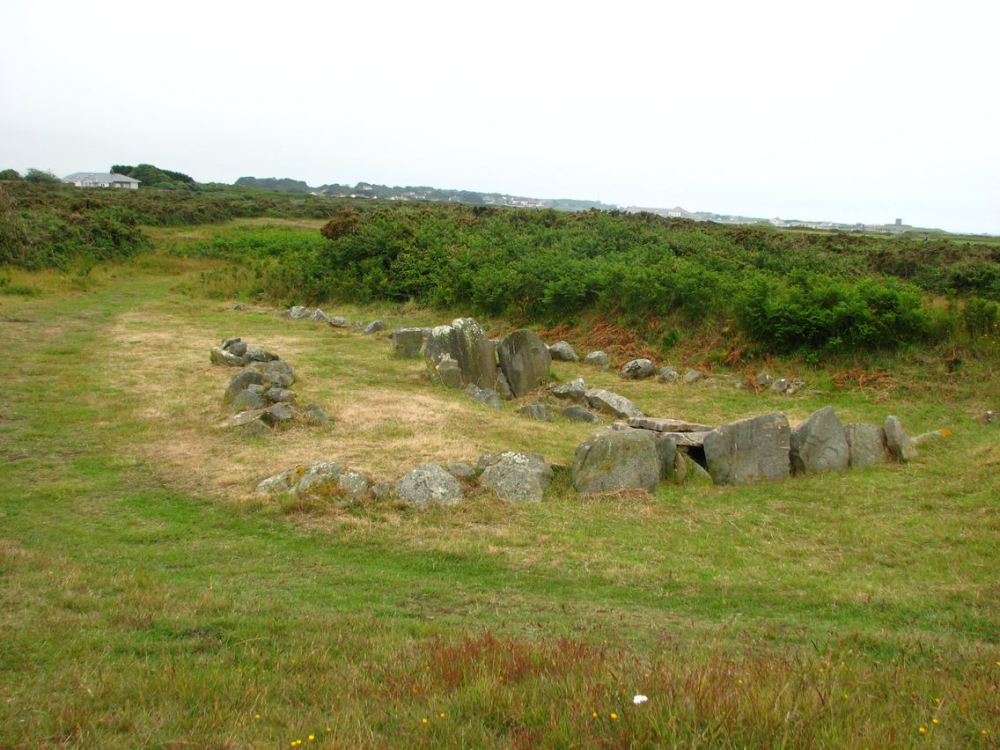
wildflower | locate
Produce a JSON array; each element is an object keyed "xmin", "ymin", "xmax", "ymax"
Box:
[
  {"xmin": 633, "ymin": 695, "xmax": 648, "ymax": 705},
  {"xmin": 592, "ymin": 712, "xmax": 598, "ymax": 719},
  {"xmin": 932, "ymin": 719, "xmax": 940, "ymax": 725},
  {"xmin": 254, "ymin": 714, "xmax": 261, "ymax": 720},
  {"xmin": 326, "ymin": 727, "xmax": 332, "ymax": 733},
  {"xmin": 309, "ymin": 736, "xmax": 315, "ymax": 741},
  {"xmin": 440, "ymin": 713, "xmax": 446, "ymax": 718},
  {"xmin": 737, "ymin": 679, "xmax": 744, "ymax": 685},
  {"xmin": 422, "ymin": 718, "xmax": 428, "ymax": 725},
  {"xmin": 919, "ymin": 727, "xmax": 927, "ymax": 734},
  {"xmin": 610, "ymin": 713, "xmax": 618, "ymax": 720}
]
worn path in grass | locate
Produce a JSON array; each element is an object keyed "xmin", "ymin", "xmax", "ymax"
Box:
[{"xmin": 1, "ymin": 258, "xmax": 999, "ymax": 746}]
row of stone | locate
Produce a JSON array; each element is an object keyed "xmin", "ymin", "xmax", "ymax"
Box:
[
  {"xmin": 210, "ymin": 338, "xmax": 330, "ymax": 437},
  {"xmin": 279, "ymin": 305, "xmax": 388, "ymax": 335},
  {"xmin": 255, "ymin": 450, "xmax": 555, "ymax": 506}
]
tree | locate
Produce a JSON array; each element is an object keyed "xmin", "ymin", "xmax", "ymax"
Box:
[
  {"xmin": 0, "ymin": 169, "xmax": 21, "ymax": 181},
  {"xmin": 24, "ymin": 168, "xmax": 61, "ymax": 184}
]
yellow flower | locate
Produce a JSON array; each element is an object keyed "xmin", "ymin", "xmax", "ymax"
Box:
[
  {"xmin": 592, "ymin": 712, "xmax": 598, "ymax": 719},
  {"xmin": 919, "ymin": 727, "xmax": 927, "ymax": 734},
  {"xmin": 932, "ymin": 719, "xmax": 939, "ymax": 725},
  {"xmin": 440, "ymin": 713, "xmax": 446, "ymax": 718},
  {"xmin": 422, "ymin": 718, "xmax": 428, "ymax": 725},
  {"xmin": 610, "ymin": 713, "xmax": 618, "ymax": 720},
  {"xmin": 309, "ymin": 736, "xmax": 315, "ymax": 741}
]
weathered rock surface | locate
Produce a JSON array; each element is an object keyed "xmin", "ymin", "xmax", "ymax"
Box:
[
  {"xmin": 337, "ymin": 469, "xmax": 370, "ymax": 499},
  {"xmin": 210, "ymin": 347, "xmax": 246, "ymax": 367},
  {"xmin": 391, "ymin": 328, "xmax": 425, "ymax": 358},
  {"xmin": 425, "ymin": 318, "xmax": 497, "ymax": 390},
  {"xmin": 219, "ymin": 409, "xmax": 271, "ymax": 437},
  {"xmin": 658, "ymin": 366, "xmax": 679, "ymax": 383},
  {"xmin": 299, "ymin": 403, "xmax": 332, "ymax": 423},
  {"xmin": 584, "ymin": 389, "xmax": 643, "ymax": 420},
  {"xmin": 245, "ymin": 349, "xmax": 280, "ymax": 363},
  {"xmin": 498, "ymin": 329, "xmax": 552, "ymax": 398},
  {"xmin": 572, "ymin": 429, "xmax": 660, "ymax": 494},
  {"xmin": 548, "ymin": 341, "xmax": 579, "ymax": 362},
  {"xmin": 496, "ymin": 371, "xmax": 513, "ymax": 400},
  {"xmin": 248, "ymin": 360, "xmax": 296, "ymax": 384},
  {"xmin": 790, "ymin": 406, "xmax": 850, "ymax": 475},
  {"xmin": 653, "ymin": 434, "xmax": 677, "ymax": 480},
  {"xmin": 518, "ymin": 402, "xmax": 555, "ymax": 422},
  {"xmin": 434, "ymin": 355, "xmax": 463, "ymax": 389},
  {"xmin": 328, "ymin": 316, "xmax": 351, "ymax": 328},
  {"xmin": 551, "ymin": 378, "xmax": 587, "ymax": 401},
  {"xmin": 395, "ymin": 463, "xmax": 463, "ymax": 506},
  {"xmin": 470, "ymin": 387, "xmax": 503, "ymax": 410},
  {"xmin": 479, "ymin": 451, "xmax": 553, "ymax": 503},
  {"xmin": 884, "ymin": 416, "xmax": 918, "ymax": 462},
  {"xmin": 583, "ymin": 351, "xmax": 610, "ymax": 370},
  {"xmin": 363, "ymin": 320, "xmax": 386, "ymax": 335},
  {"xmin": 254, "ymin": 469, "xmax": 296, "ymax": 496},
  {"xmin": 223, "ymin": 339, "xmax": 248, "ymax": 357},
  {"xmin": 845, "ymin": 423, "xmax": 889, "ymax": 468},
  {"xmin": 620, "ymin": 358, "xmax": 656, "ymax": 380},
  {"xmin": 560, "ymin": 405, "xmax": 600, "ymax": 423},
  {"xmin": 224, "ymin": 369, "xmax": 266, "ymax": 404},
  {"xmin": 261, "ymin": 404, "xmax": 293, "ymax": 425},
  {"xmin": 266, "ymin": 387, "xmax": 297, "ymax": 404},
  {"xmin": 370, "ymin": 482, "xmax": 394, "ymax": 499},
  {"xmin": 703, "ymin": 412, "xmax": 791, "ymax": 485},
  {"xmin": 628, "ymin": 417, "xmax": 713, "ymax": 433},
  {"xmin": 447, "ymin": 462, "xmax": 477, "ymax": 480},
  {"xmin": 682, "ymin": 370, "xmax": 703, "ymax": 384},
  {"xmin": 229, "ymin": 389, "xmax": 269, "ymax": 413},
  {"xmin": 297, "ymin": 462, "xmax": 343, "ymax": 497},
  {"xmin": 675, "ymin": 452, "xmax": 714, "ymax": 485}
]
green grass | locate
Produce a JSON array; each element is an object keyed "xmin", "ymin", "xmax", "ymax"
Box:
[{"xmin": 1, "ymin": 251, "xmax": 999, "ymax": 747}]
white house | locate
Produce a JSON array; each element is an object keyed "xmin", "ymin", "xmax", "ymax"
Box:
[{"xmin": 63, "ymin": 172, "xmax": 140, "ymax": 189}]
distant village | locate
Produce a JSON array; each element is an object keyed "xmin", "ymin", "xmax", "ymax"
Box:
[{"xmin": 624, "ymin": 206, "xmax": 913, "ymax": 236}]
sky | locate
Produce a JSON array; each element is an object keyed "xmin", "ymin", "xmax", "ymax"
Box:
[{"xmin": 2, "ymin": 0, "xmax": 998, "ymax": 233}]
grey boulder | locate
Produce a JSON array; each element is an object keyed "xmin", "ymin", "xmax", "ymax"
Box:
[
  {"xmin": 703, "ymin": 412, "xmax": 791, "ymax": 485},
  {"xmin": 584, "ymin": 388, "xmax": 643, "ymax": 420},
  {"xmin": 518, "ymin": 402, "xmax": 555, "ymax": 422},
  {"xmin": 498, "ymin": 329, "xmax": 552, "ymax": 398},
  {"xmin": 548, "ymin": 341, "xmax": 579, "ymax": 362},
  {"xmin": 550, "ymin": 378, "xmax": 587, "ymax": 401},
  {"xmin": 224, "ymin": 369, "xmax": 266, "ymax": 404},
  {"xmin": 391, "ymin": 328, "xmax": 425, "ymax": 358},
  {"xmin": 425, "ymin": 318, "xmax": 497, "ymax": 391},
  {"xmin": 884, "ymin": 416, "xmax": 918, "ymax": 462},
  {"xmin": 395, "ymin": 463, "xmax": 463, "ymax": 506},
  {"xmin": 790, "ymin": 406, "xmax": 850, "ymax": 475},
  {"xmin": 620, "ymin": 358, "xmax": 655, "ymax": 380},
  {"xmin": 210, "ymin": 347, "xmax": 246, "ymax": 367},
  {"xmin": 845, "ymin": 423, "xmax": 889, "ymax": 468},
  {"xmin": 479, "ymin": 451, "xmax": 553, "ymax": 503},
  {"xmin": 229, "ymin": 389, "xmax": 269, "ymax": 413},
  {"xmin": 572, "ymin": 429, "xmax": 661, "ymax": 494},
  {"xmin": 583, "ymin": 351, "xmax": 610, "ymax": 370},
  {"xmin": 560, "ymin": 405, "xmax": 600, "ymax": 423},
  {"xmin": 658, "ymin": 366, "xmax": 679, "ymax": 383},
  {"xmin": 363, "ymin": 320, "xmax": 386, "ymax": 335}
]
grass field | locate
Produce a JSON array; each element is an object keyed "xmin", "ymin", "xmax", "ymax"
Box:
[{"xmin": 1, "ymin": 243, "xmax": 999, "ymax": 747}]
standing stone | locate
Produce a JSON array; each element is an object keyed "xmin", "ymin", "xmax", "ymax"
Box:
[
  {"xmin": 391, "ymin": 328, "xmax": 425, "ymax": 358},
  {"xmin": 498, "ymin": 329, "xmax": 552, "ymax": 398},
  {"xmin": 703, "ymin": 412, "xmax": 791, "ymax": 485},
  {"xmin": 424, "ymin": 318, "xmax": 497, "ymax": 390},
  {"xmin": 572, "ymin": 429, "xmax": 661, "ymax": 494},
  {"xmin": 789, "ymin": 406, "xmax": 850, "ymax": 475},
  {"xmin": 548, "ymin": 341, "xmax": 579, "ymax": 362},
  {"xmin": 884, "ymin": 416, "xmax": 918, "ymax": 462},
  {"xmin": 658, "ymin": 366, "xmax": 679, "ymax": 383},
  {"xmin": 583, "ymin": 351, "xmax": 610, "ymax": 370},
  {"xmin": 584, "ymin": 389, "xmax": 644, "ymax": 419},
  {"xmin": 620, "ymin": 359, "xmax": 656, "ymax": 380},
  {"xmin": 479, "ymin": 451, "xmax": 553, "ymax": 503},
  {"xmin": 363, "ymin": 320, "xmax": 386, "ymax": 335},
  {"xmin": 395, "ymin": 463, "xmax": 463, "ymax": 506},
  {"xmin": 845, "ymin": 423, "xmax": 889, "ymax": 468},
  {"xmin": 550, "ymin": 378, "xmax": 587, "ymax": 401},
  {"xmin": 654, "ymin": 434, "xmax": 677, "ymax": 480}
]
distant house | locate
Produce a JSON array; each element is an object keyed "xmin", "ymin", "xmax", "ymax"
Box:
[{"xmin": 63, "ymin": 172, "xmax": 140, "ymax": 189}]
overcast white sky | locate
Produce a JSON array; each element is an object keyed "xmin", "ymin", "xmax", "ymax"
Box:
[{"xmin": 2, "ymin": 0, "xmax": 997, "ymax": 233}]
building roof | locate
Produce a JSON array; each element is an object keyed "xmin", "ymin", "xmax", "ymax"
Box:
[{"xmin": 63, "ymin": 172, "xmax": 141, "ymax": 184}]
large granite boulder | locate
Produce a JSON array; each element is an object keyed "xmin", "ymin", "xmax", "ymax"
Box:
[
  {"xmin": 703, "ymin": 412, "xmax": 790, "ymax": 485},
  {"xmin": 620, "ymin": 359, "xmax": 656, "ymax": 380},
  {"xmin": 584, "ymin": 389, "xmax": 644, "ymax": 419},
  {"xmin": 479, "ymin": 451, "xmax": 553, "ymax": 503},
  {"xmin": 789, "ymin": 406, "xmax": 850, "ymax": 475},
  {"xmin": 884, "ymin": 416, "xmax": 918, "ymax": 462},
  {"xmin": 391, "ymin": 328, "xmax": 425, "ymax": 358},
  {"xmin": 498, "ymin": 329, "xmax": 552, "ymax": 398},
  {"xmin": 424, "ymin": 318, "xmax": 497, "ymax": 390},
  {"xmin": 583, "ymin": 351, "xmax": 610, "ymax": 370},
  {"xmin": 571, "ymin": 429, "xmax": 660, "ymax": 494},
  {"xmin": 845, "ymin": 423, "xmax": 889, "ymax": 468},
  {"xmin": 395, "ymin": 463, "xmax": 463, "ymax": 506},
  {"xmin": 548, "ymin": 341, "xmax": 579, "ymax": 362}
]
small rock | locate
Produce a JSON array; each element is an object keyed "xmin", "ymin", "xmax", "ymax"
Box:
[
  {"xmin": 584, "ymin": 388, "xmax": 644, "ymax": 419},
  {"xmin": 583, "ymin": 351, "xmax": 610, "ymax": 370},
  {"xmin": 471, "ymin": 387, "xmax": 503, "ymax": 410},
  {"xmin": 308, "ymin": 309, "xmax": 331, "ymax": 323},
  {"xmin": 770, "ymin": 378, "xmax": 789, "ymax": 394},
  {"xmin": 299, "ymin": 403, "xmax": 332, "ymax": 423},
  {"xmin": 338, "ymin": 469, "xmax": 370, "ymax": 499},
  {"xmin": 980, "ymin": 410, "xmax": 997, "ymax": 424},
  {"xmin": 261, "ymin": 404, "xmax": 293, "ymax": 425},
  {"xmin": 370, "ymin": 482, "xmax": 394, "ymax": 499},
  {"xmin": 219, "ymin": 409, "xmax": 271, "ymax": 436},
  {"xmin": 210, "ymin": 347, "xmax": 246, "ymax": 367},
  {"xmin": 620, "ymin": 358, "xmax": 656, "ymax": 380},
  {"xmin": 395, "ymin": 463, "xmax": 463, "ymax": 506},
  {"xmin": 447, "ymin": 463, "xmax": 477, "ymax": 480},
  {"xmin": 254, "ymin": 469, "xmax": 296, "ymax": 496},
  {"xmin": 266, "ymin": 387, "xmax": 297, "ymax": 404},
  {"xmin": 550, "ymin": 378, "xmax": 587, "ymax": 401},
  {"xmin": 682, "ymin": 370, "xmax": 704, "ymax": 384},
  {"xmin": 328, "ymin": 316, "xmax": 351, "ymax": 328},
  {"xmin": 245, "ymin": 349, "xmax": 280, "ymax": 363},
  {"xmin": 675, "ymin": 452, "xmax": 713, "ymax": 485},
  {"xmin": 658, "ymin": 366, "xmax": 678, "ymax": 383},
  {"xmin": 560, "ymin": 405, "xmax": 600, "ymax": 423},
  {"xmin": 518, "ymin": 403, "xmax": 555, "ymax": 422},
  {"xmin": 224, "ymin": 369, "xmax": 266, "ymax": 404},
  {"xmin": 755, "ymin": 370, "xmax": 774, "ymax": 388},
  {"xmin": 785, "ymin": 378, "xmax": 806, "ymax": 396},
  {"xmin": 363, "ymin": 320, "xmax": 386, "ymax": 335},
  {"xmin": 548, "ymin": 341, "xmax": 579, "ymax": 362},
  {"xmin": 297, "ymin": 462, "xmax": 343, "ymax": 497},
  {"xmin": 229, "ymin": 389, "xmax": 269, "ymax": 413}
]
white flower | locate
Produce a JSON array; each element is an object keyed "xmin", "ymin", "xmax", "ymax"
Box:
[{"xmin": 633, "ymin": 694, "xmax": 648, "ymax": 705}]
